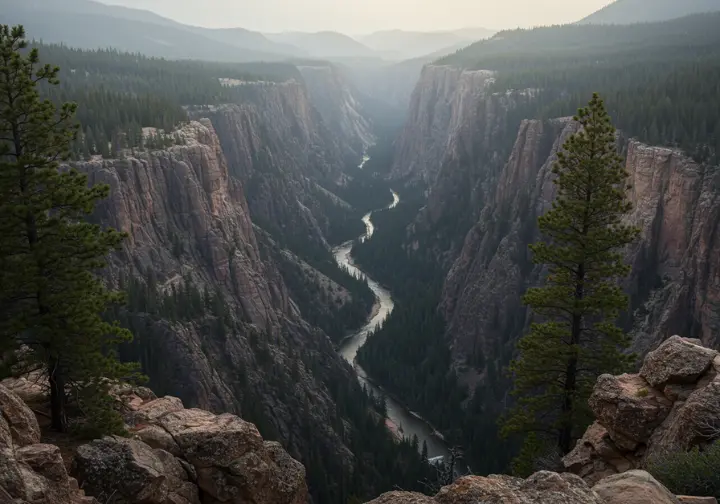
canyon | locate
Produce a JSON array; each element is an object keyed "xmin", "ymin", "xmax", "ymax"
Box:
[
  {"xmin": 61, "ymin": 66, "xmax": 426, "ymax": 502},
  {"xmin": 361, "ymin": 58, "xmax": 720, "ymax": 475},
  {"xmin": 3, "ymin": 7, "xmax": 720, "ymax": 503}
]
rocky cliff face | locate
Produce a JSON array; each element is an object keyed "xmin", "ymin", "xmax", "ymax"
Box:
[
  {"xmin": 298, "ymin": 64, "xmax": 374, "ymax": 157},
  {"xmin": 391, "ymin": 65, "xmax": 500, "ymax": 184},
  {"xmin": 75, "ymin": 121, "xmax": 367, "ymax": 497},
  {"xmin": 439, "ymin": 118, "xmax": 579, "ymax": 375},
  {"xmin": 193, "ymin": 79, "xmax": 362, "ymax": 255},
  {"xmin": 390, "ymin": 65, "xmax": 720, "ymax": 466},
  {"xmin": 440, "ymin": 117, "xmax": 720, "ymax": 381},
  {"xmin": 393, "ymin": 65, "xmax": 537, "ymax": 264}
]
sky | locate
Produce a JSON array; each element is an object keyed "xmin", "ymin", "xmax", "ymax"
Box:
[{"xmin": 99, "ymin": 0, "xmax": 616, "ymax": 33}]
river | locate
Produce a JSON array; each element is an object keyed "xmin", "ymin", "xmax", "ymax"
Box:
[{"xmin": 333, "ymin": 189, "xmax": 451, "ymax": 461}]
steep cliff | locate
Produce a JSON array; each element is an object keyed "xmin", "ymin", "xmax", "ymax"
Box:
[
  {"xmin": 298, "ymin": 64, "xmax": 375, "ymax": 157},
  {"xmin": 75, "ymin": 121, "xmax": 381, "ymax": 501},
  {"xmin": 394, "ymin": 65, "xmax": 537, "ymax": 264},
  {"xmin": 391, "ymin": 65, "xmax": 497, "ymax": 184},
  {"xmin": 440, "ymin": 118, "xmax": 579, "ymax": 375},
  {"xmin": 441, "ymin": 118, "xmax": 720, "ymax": 382},
  {"xmin": 190, "ymin": 79, "xmax": 359, "ymax": 255},
  {"xmin": 393, "ymin": 62, "xmax": 720, "ymax": 377}
]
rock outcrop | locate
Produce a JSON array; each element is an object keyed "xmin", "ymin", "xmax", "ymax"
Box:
[
  {"xmin": 592, "ymin": 470, "xmax": 681, "ymax": 504},
  {"xmin": 0, "ymin": 384, "xmax": 97, "ymax": 504},
  {"xmin": 563, "ymin": 336, "xmax": 720, "ymax": 483},
  {"xmin": 365, "ymin": 471, "xmax": 605, "ymax": 504},
  {"xmin": 73, "ymin": 393, "xmax": 307, "ymax": 504}
]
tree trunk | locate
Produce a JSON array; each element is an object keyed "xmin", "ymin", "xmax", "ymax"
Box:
[
  {"xmin": 559, "ymin": 262, "xmax": 585, "ymax": 455},
  {"xmin": 48, "ymin": 355, "xmax": 68, "ymax": 432}
]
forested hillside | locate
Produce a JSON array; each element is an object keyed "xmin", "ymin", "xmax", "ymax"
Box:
[
  {"xmin": 33, "ymin": 44, "xmax": 300, "ymax": 157},
  {"xmin": 578, "ymin": 0, "xmax": 720, "ymax": 24},
  {"xmin": 438, "ymin": 13, "xmax": 720, "ymax": 163}
]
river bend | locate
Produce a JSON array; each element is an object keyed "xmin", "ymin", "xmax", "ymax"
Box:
[{"xmin": 333, "ymin": 190, "xmax": 450, "ymax": 461}]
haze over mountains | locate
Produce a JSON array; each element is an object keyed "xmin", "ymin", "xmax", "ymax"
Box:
[
  {"xmin": 8, "ymin": 0, "xmax": 720, "ymax": 64},
  {"xmin": 0, "ymin": 0, "xmax": 496, "ymax": 62},
  {"xmin": 579, "ymin": 0, "xmax": 720, "ymax": 24}
]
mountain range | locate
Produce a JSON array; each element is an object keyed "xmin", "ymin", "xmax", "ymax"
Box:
[
  {"xmin": 579, "ymin": 0, "xmax": 720, "ymax": 24},
  {"xmin": 1, "ymin": 0, "xmax": 494, "ymax": 62}
]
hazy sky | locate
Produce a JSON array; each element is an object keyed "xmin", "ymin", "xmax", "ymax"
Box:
[{"xmin": 100, "ymin": 0, "xmax": 615, "ymax": 33}]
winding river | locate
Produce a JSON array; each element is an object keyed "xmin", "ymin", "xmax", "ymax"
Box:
[{"xmin": 333, "ymin": 189, "xmax": 451, "ymax": 461}]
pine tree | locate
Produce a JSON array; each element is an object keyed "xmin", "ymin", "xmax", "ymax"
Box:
[
  {"xmin": 0, "ymin": 25, "xmax": 140, "ymax": 434},
  {"xmin": 501, "ymin": 93, "xmax": 639, "ymax": 469}
]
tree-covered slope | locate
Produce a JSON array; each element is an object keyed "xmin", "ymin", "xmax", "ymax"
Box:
[
  {"xmin": 579, "ymin": 0, "xmax": 720, "ymax": 25},
  {"xmin": 435, "ymin": 13, "xmax": 720, "ymax": 163},
  {"xmin": 32, "ymin": 44, "xmax": 301, "ymax": 158}
]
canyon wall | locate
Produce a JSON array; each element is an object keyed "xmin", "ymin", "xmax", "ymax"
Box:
[
  {"xmin": 392, "ymin": 65, "xmax": 499, "ymax": 184},
  {"xmin": 396, "ymin": 65, "xmax": 720, "ymax": 388},
  {"xmin": 394, "ymin": 65, "xmax": 537, "ymax": 264},
  {"xmin": 441, "ymin": 120, "xmax": 720, "ymax": 380},
  {"xmin": 76, "ymin": 120, "xmax": 365, "ymax": 492},
  {"xmin": 190, "ymin": 77, "xmax": 368, "ymax": 255},
  {"xmin": 298, "ymin": 64, "xmax": 375, "ymax": 157}
]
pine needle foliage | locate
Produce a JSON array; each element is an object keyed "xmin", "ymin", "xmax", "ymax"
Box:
[
  {"xmin": 501, "ymin": 93, "xmax": 639, "ymax": 471},
  {"xmin": 0, "ymin": 25, "xmax": 141, "ymax": 434}
]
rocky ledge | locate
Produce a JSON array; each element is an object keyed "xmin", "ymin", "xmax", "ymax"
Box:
[
  {"xmin": 364, "ymin": 469, "xmax": 718, "ymax": 504},
  {"xmin": 0, "ymin": 384, "xmax": 308, "ymax": 504},
  {"xmin": 368, "ymin": 336, "xmax": 720, "ymax": 504},
  {"xmin": 0, "ymin": 384, "xmax": 96, "ymax": 504},
  {"xmin": 563, "ymin": 335, "xmax": 720, "ymax": 484}
]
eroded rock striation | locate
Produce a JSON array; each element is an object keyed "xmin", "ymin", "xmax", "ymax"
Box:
[
  {"xmin": 563, "ymin": 336, "xmax": 720, "ymax": 484},
  {"xmin": 436, "ymin": 109, "xmax": 720, "ymax": 388},
  {"xmin": 393, "ymin": 64, "xmax": 720, "ymax": 392},
  {"xmin": 194, "ymin": 78, "xmax": 360, "ymax": 255}
]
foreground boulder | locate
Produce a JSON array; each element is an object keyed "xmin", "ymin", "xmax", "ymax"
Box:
[
  {"xmin": 365, "ymin": 471, "xmax": 605, "ymax": 504},
  {"xmin": 73, "ymin": 436, "xmax": 200, "ymax": 504},
  {"xmin": 0, "ymin": 384, "xmax": 97, "ymax": 504},
  {"xmin": 73, "ymin": 393, "xmax": 308, "ymax": 504},
  {"xmin": 592, "ymin": 470, "xmax": 680, "ymax": 504},
  {"xmin": 564, "ymin": 336, "xmax": 720, "ymax": 483}
]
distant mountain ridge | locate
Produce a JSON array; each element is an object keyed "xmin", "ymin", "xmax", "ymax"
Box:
[
  {"xmin": 266, "ymin": 31, "xmax": 377, "ymax": 59},
  {"xmin": 579, "ymin": 0, "xmax": 720, "ymax": 24},
  {"xmin": 1, "ymin": 0, "xmax": 471, "ymax": 63},
  {"xmin": 359, "ymin": 28, "xmax": 495, "ymax": 60},
  {"xmin": 0, "ymin": 0, "xmax": 299, "ymax": 62}
]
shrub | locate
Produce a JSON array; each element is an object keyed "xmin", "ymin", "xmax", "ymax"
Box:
[{"xmin": 646, "ymin": 441, "xmax": 720, "ymax": 498}]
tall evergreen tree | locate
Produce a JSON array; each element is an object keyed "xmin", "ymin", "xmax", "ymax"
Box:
[
  {"xmin": 501, "ymin": 93, "xmax": 639, "ymax": 470},
  {"xmin": 0, "ymin": 25, "xmax": 139, "ymax": 434}
]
